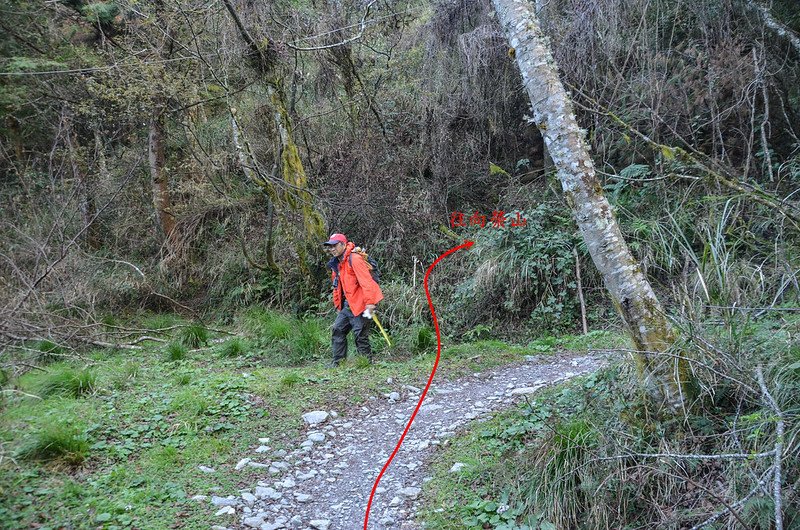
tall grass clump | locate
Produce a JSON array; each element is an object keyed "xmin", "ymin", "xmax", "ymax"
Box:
[
  {"xmin": 140, "ymin": 312, "xmax": 182, "ymax": 331},
  {"xmin": 164, "ymin": 342, "xmax": 188, "ymax": 362},
  {"xmin": 178, "ymin": 323, "xmax": 210, "ymax": 348},
  {"xmin": 243, "ymin": 308, "xmax": 294, "ymax": 344},
  {"xmin": 292, "ymin": 320, "xmax": 325, "ymax": 360},
  {"xmin": 16, "ymin": 424, "xmax": 91, "ymax": 465},
  {"xmin": 38, "ymin": 367, "xmax": 97, "ymax": 397},
  {"xmin": 414, "ymin": 326, "xmax": 435, "ymax": 353},
  {"xmin": 525, "ymin": 418, "xmax": 599, "ymax": 528},
  {"xmin": 218, "ymin": 337, "xmax": 249, "ymax": 358},
  {"xmin": 33, "ymin": 339, "xmax": 67, "ymax": 363}
]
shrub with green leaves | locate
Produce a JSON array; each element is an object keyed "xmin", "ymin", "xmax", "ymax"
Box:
[
  {"xmin": 38, "ymin": 368, "xmax": 97, "ymax": 398},
  {"xmin": 16, "ymin": 423, "xmax": 90, "ymax": 465},
  {"xmin": 451, "ymin": 204, "xmax": 585, "ymax": 335}
]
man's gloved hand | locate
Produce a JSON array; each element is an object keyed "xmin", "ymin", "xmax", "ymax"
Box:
[{"xmin": 363, "ymin": 304, "xmax": 377, "ymax": 318}]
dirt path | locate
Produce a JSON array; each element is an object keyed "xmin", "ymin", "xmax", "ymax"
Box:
[{"xmin": 207, "ymin": 353, "xmax": 606, "ymax": 530}]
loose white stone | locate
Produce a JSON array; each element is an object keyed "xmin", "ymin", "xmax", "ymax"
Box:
[
  {"xmin": 302, "ymin": 411, "xmax": 329, "ymax": 425},
  {"xmin": 211, "ymin": 496, "xmax": 237, "ymax": 507},
  {"xmin": 242, "ymin": 515, "xmax": 264, "ymax": 528},
  {"xmin": 215, "ymin": 506, "xmax": 235, "ymax": 516},
  {"xmin": 255, "ymin": 445, "xmax": 271, "ymax": 453},
  {"xmin": 255, "ymin": 486, "xmax": 282, "ymax": 500},
  {"xmin": 310, "ymin": 520, "xmax": 331, "ymax": 530},
  {"xmin": 308, "ymin": 432, "xmax": 325, "ymax": 443},
  {"xmin": 198, "ymin": 465, "xmax": 216, "ymax": 473},
  {"xmin": 398, "ymin": 487, "xmax": 421, "ymax": 499},
  {"xmin": 450, "ymin": 462, "xmax": 467, "ymax": 473},
  {"xmin": 235, "ymin": 458, "xmax": 251, "ymax": 470},
  {"xmin": 511, "ymin": 385, "xmax": 545, "ymax": 395}
]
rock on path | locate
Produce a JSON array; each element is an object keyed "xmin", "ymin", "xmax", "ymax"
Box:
[{"xmin": 209, "ymin": 353, "xmax": 605, "ymax": 529}]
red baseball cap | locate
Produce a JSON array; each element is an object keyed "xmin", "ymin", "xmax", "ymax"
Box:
[{"xmin": 322, "ymin": 233, "xmax": 347, "ymax": 246}]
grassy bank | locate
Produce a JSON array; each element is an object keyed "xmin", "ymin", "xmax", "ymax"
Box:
[
  {"xmin": 0, "ymin": 310, "xmax": 613, "ymax": 529},
  {"xmin": 420, "ymin": 315, "xmax": 800, "ymax": 529}
]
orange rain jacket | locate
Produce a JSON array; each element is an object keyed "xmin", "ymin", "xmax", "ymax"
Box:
[{"xmin": 328, "ymin": 242, "xmax": 383, "ymax": 317}]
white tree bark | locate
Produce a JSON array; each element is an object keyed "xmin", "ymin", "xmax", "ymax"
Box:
[
  {"xmin": 749, "ymin": 0, "xmax": 800, "ymax": 55},
  {"xmin": 492, "ymin": 0, "xmax": 687, "ymax": 408}
]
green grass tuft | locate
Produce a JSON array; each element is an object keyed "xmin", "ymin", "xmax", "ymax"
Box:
[
  {"xmin": 243, "ymin": 308, "xmax": 294, "ymax": 343},
  {"xmin": 525, "ymin": 419, "xmax": 599, "ymax": 527},
  {"xmin": 39, "ymin": 368, "xmax": 97, "ymax": 398},
  {"xmin": 414, "ymin": 326, "xmax": 435, "ymax": 353},
  {"xmin": 33, "ymin": 339, "xmax": 66, "ymax": 363},
  {"xmin": 178, "ymin": 323, "xmax": 210, "ymax": 348},
  {"xmin": 164, "ymin": 342, "xmax": 188, "ymax": 362},
  {"xmin": 140, "ymin": 312, "xmax": 182, "ymax": 330},
  {"xmin": 353, "ymin": 355, "xmax": 372, "ymax": 369},
  {"xmin": 16, "ymin": 423, "xmax": 90, "ymax": 465},
  {"xmin": 218, "ymin": 337, "xmax": 248, "ymax": 357},
  {"xmin": 280, "ymin": 372, "xmax": 304, "ymax": 387},
  {"xmin": 292, "ymin": 320, "xmax": 325, "ymax": 362}
]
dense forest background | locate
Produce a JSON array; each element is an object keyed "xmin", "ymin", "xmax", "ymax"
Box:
[
  {"xmin": 1, "ymin": 0, "xmax": 800, "ymax": 528},
  {"xmin": 2, "ymin": 0, "xmax": 799, "ymax": 337}
]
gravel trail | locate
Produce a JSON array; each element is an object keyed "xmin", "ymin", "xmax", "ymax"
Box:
[{"xmin": 207, "ymin": 352, "xmax": 606, "ymax": 530}]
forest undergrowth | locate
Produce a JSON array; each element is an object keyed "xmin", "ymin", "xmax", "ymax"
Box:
[{"xmin": 421, "ymin": 310, "xmax": 800, "ymax": 529}]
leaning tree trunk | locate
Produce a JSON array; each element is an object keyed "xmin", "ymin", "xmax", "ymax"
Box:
[{"xmin": 492, "ymin": 0, "xmax": 689, "ymax": 409}]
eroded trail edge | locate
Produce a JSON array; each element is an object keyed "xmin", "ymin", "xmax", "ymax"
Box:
[{"xmin": 209, "ymin": 353, "xmax": 606, "ymax": 530}]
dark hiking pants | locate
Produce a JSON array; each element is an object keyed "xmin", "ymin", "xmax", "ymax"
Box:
[{"xmin": 332, "ymin": 304, "xmax": 372, "ymax": 364}]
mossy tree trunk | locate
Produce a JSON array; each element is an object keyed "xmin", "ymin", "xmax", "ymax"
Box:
[
  {"xmin": 222, "ymin": 0, "xmax": 326, "ymax": 295},
  {"xmin": 492, "ymin": 0, "xmax": 690, "ymax": 409}
]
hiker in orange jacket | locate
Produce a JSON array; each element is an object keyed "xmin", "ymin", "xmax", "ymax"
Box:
[{"xmin": 323, "ymin": 233, "xmax": 383, "ymax": 366}]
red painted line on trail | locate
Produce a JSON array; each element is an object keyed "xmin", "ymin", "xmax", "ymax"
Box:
[{"xmin": 363, "ymin": 240, "xmax": 474, "ymax": 529}]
